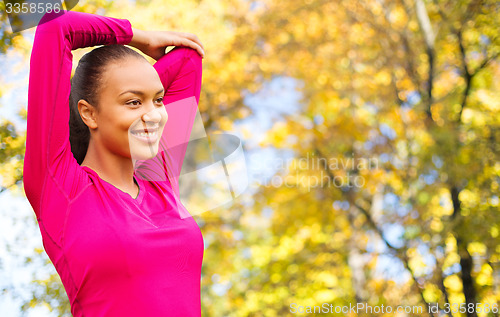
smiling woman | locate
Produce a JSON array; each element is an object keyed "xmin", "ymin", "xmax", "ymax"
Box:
[
  {"xmin": 22, "ymin": 9, "xmax": 205, "ymax": 317},
  {"xmin": 75, "ymin": 50, "xmax": 169, "ymax": 187}
]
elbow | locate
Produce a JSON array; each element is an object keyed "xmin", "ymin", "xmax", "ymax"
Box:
[
  {"xmin": 22, "ymin": 152, "xmax": 41, "ymax": 198},
  {"xmin": 37, "ymin": 10, "xmax": 67, "ymax": 32},
  {"xmin": 22, "ymin": 159, "xmax": 34, "ymax": 195}
]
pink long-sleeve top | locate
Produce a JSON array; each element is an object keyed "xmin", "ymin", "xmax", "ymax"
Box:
[{"xmin": 23, "ymin": 10, "xmax": 204, "ymax": 316}]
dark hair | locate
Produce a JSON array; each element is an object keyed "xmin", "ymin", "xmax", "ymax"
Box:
[{"xmin": 69, "ymin": 44, "xmax": 145, "ymax": 165}]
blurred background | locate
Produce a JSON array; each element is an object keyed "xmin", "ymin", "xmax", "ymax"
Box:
[{"xmin": 0, "ymin": 0, "xmax": 499, "ymax": 316}]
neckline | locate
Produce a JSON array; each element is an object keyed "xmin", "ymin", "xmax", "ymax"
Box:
[{"xmin": 81, "ymin": 165, "xmax": 145, "ymax": 204}]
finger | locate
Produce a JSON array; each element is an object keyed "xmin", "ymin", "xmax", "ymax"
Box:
[
  {"xmin": 179, "ymin": 32, "xmax": 204, "ymax": 50},
  {"xmin": 179, "ymin": 37, "xmax": 205, "ymax": 58},
  {"xmin": 167, "ymin": 34, "xmax": 205, "ymax": 58}
]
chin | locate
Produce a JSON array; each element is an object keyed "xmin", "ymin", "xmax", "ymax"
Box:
[
  {"xmin": 128, "ymin": 132, "xmax": 162, "ymax": 161},
  {"xmin": 130, "ymin": 143, "xmax": 161, "ymax": 161}
]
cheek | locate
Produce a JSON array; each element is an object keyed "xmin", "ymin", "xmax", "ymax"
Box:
[
  {"xmin": 118, "ymin": 111, "xmax": 140, "ymax": 132},
  {"xmin": 158, "ymin": 110, "xmax": 168, "ymax": 138},
  {"xmin": 100, "ymin": 109, "xmax": 136, "ymax": 143},
  {"xmin": 159, "ymin": 108, "xmax": 168, "ymax": 126}
]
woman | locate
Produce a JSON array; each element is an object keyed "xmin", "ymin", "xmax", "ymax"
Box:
[{"xmin": 23, "ymin": 9, "xmax": 205, "ymax": 316}]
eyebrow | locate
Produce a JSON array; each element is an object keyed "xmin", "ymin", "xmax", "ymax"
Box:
[{"xmin": 119, "ymin": 88, "xmax": 165, "ymax": 97}]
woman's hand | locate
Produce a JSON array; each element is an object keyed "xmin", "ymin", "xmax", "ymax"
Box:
[{"xmin": 129, "ymin": 27, "xmax": 205, "ymax": 61}]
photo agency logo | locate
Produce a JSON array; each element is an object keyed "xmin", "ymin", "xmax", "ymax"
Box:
[
  {"xmin": 130, "ymin": 96, "xmax": 249, "ymax": 219},
  {"xmin": 263, "ymin": 152, "xmax": 379, "ymax": 191},
  {"xmin": 3, "ymin": 0, "xmax": 79, "ymax": 33}
]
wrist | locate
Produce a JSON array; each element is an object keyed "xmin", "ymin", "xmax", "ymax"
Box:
[{"xmin": 129, "ymin": 28, "xmax": 149, "ymax": 50}]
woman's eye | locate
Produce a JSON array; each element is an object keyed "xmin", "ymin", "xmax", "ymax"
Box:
[
  {"xmin": 127, "ymin": 100, "xmax": 141, "ymax": 106},
  {"xmin": 155, "ymin": 97, "xmax": 164, "ymax": 104}
]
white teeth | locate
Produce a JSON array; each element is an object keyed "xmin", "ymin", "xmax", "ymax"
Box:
[{"xmin": 133, "ymin": 131, "xmax": 157, "ymax": 138}]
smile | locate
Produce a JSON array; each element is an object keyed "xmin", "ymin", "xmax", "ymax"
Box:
[{"xmin": 131, "ymin": 129, "xmax": 159, "ymax": 143}]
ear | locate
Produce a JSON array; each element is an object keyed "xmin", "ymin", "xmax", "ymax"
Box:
[{"xmin": 78, "ymin": 99, "xmax": 98, "ymax": 130}]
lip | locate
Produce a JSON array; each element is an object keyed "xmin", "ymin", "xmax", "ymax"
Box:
[
  {"xmin": 130, "ymin": 128, "xmax": 159, "ymax": 143},
  {"xmin": 130, "ymin": 127, "xmax": 159, "ymax": 134}
]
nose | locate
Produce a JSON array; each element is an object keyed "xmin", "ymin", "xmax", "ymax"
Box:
[{"xmin": 141, "ymin": 107, "xmax": 163, "ymax": 124}]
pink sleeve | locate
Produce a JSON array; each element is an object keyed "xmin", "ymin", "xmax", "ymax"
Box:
[
  {"xmin": 23, "ymin": 10, "xmax": 133, "ymax": 218},
  {"xmin": 154, "ymin": 47, "xmax": 202, "ymax": 196}
]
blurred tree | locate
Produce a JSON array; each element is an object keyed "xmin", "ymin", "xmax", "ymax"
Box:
[{"xmin": 227, "ymin": 0, "xmax": 499, "ymax": 316}]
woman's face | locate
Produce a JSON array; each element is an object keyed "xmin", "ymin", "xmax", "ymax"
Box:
[{"xmin": 93, "ymin": 56, "xmax": 168, "ymax": 162}]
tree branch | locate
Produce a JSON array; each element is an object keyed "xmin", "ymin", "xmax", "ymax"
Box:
[
  {"xmin": 448, "ymin": 185, "xmax": 478, "ymax": 317},
  {"xmin": 414, "ymin": 0, "xmax": 435, "ymax": 119},
  {"xmin": 457, "ymin": 30, "xmax": 499, "ymax": 122},
  {"xmin": 313, "ymin": 146, "xmax": 435, "ymax": 317},
  {"xmin": 471, "ymin": 51, "xmax": 500, "ymax": 77}
]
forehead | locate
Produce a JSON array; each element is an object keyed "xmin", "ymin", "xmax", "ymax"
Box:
[{"xmin": 100, "ymin": 58, "xmax": 163, "ymax": 95}]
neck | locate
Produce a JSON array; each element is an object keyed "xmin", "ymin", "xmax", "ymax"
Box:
[{"xmin": 81, "ymin": 137, "xmax": 137, "ymax": 192}]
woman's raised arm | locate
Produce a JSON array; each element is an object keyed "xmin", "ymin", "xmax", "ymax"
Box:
[
  {"xmin": 23, "ymin": 10, "xmax": 133, "ymax": 217},
  {"xmin": 129, "ymin": 27, "xmax": 204, "ymax": 61}
]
